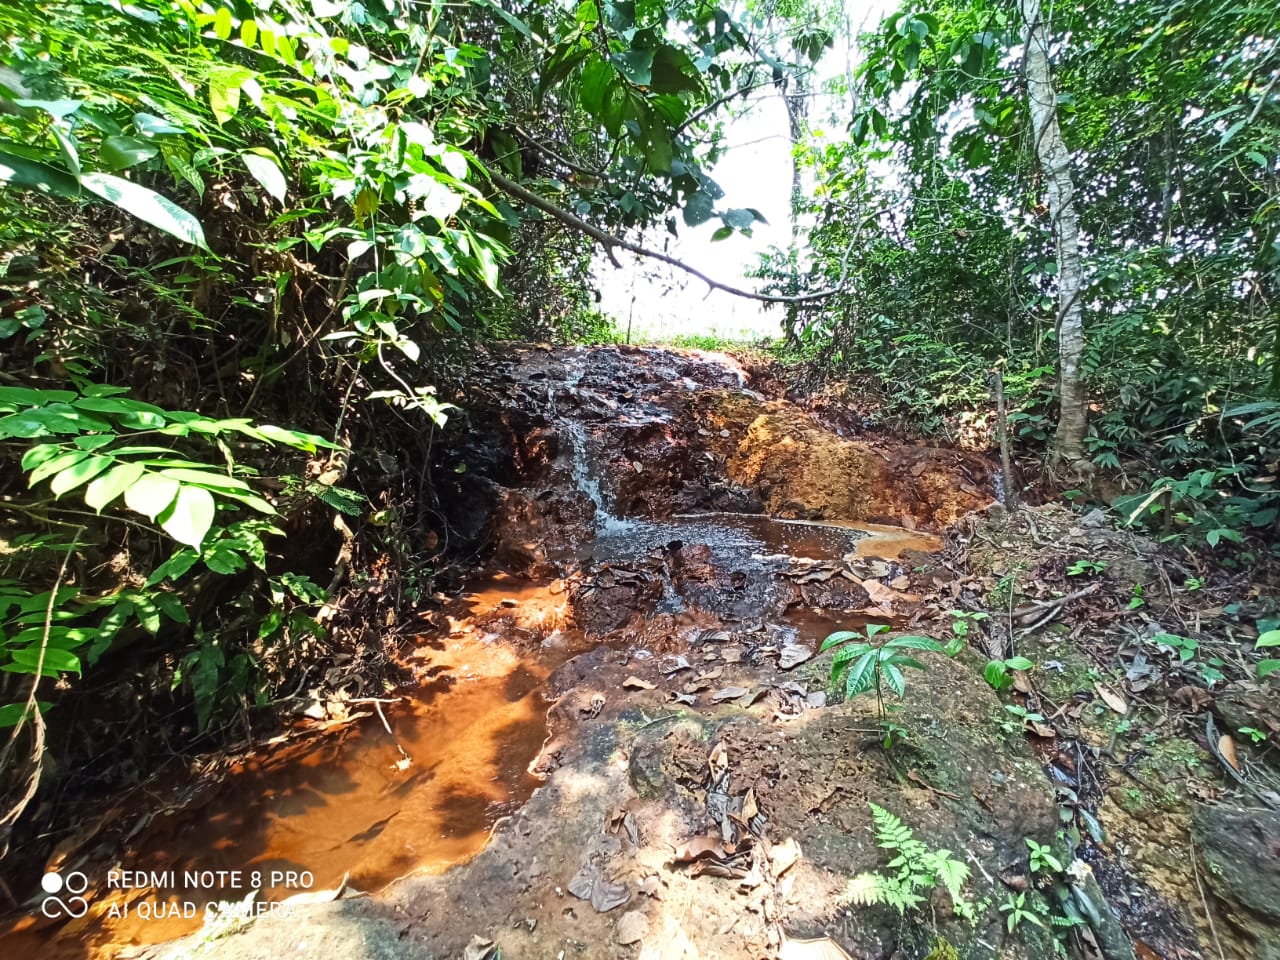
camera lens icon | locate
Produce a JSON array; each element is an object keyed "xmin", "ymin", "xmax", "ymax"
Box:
[{"xmin": 40, "ymin": 870, "xmax": 90, "ymax": 919}]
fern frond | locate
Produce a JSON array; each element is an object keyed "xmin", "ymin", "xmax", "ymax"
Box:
[
  {"xmin": 844, "ymin": 873, "xmax": 884, "ymax": 906},
  {"xmin": 928, "ymin": 850, "xmax": 971, "ymax": 902},
  {"xmin": 307, "ymin": 483, "xmax": 366, "ymax": 516}
]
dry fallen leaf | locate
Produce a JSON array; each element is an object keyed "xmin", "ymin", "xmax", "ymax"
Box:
[
  {"xmin": 1093, "ymin": 681, "xmax": 1128, "ymax": 715},
  {"xmin": 463, "ymin": 935, "xmax": 499, "ymax": 960},
  {"xmin": 669, "ymin": 836, "xmax": 728, "ymax": 865},
  {"xmin": 1218, "ymin": 734, "xmax": 1240, "ymax": 773},
  {"xmin": 862, "ymin": 580, "xmax": 900, "ymax": 605},
  {"xmin": 779, "ymin": 645, "xmax": 814, "ymax": 670},
  {"xmin": 623, "ymin": 676, "xmax": 656, "ymax": 690},
  {"xmin": 770, "ymin": 837, "xmax": 801, "ymax": 877},
  {"xmin": 711, "ymin": 685, "xmax": 751, "ymax": 702},
  {"xmin": 615, "ymin": 910, "xmax": 649, "ymax": 945}
]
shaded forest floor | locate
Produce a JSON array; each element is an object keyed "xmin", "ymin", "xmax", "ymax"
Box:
[{"xmin": 8, "ymin": 345, "xmax": 1280, "ymax": 960}]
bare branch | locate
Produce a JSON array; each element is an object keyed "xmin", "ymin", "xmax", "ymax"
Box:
[{"xmin": 488, "ymin": 170, "xmax": 850, "ymax": 305}]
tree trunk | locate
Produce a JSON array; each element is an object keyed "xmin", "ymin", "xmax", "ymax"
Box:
[
  {"xmin": 1020, "ymin": 0, "xmax": 1087, "ymax": 466},
  {"xmin": 783, "ymin": 74, "xmax": 808, "ymax": 343}
]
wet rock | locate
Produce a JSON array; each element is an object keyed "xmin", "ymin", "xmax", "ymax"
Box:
[
  {"xmin": 1193, "ymin": 804, "xmax": 1280, "ymax": 959},
  {"xmin": 628, "ymin": 717, "xmax": 709, "ymax": 800}
]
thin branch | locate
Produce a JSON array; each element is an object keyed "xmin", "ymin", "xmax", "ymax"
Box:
[
  {"xmin": 488, "ymin": 170, "xmax": 851, "ymax": 304},
  {"xmin": 510, "ymin": 124, "xmax": 610, "ymax": 181},
  {"xmin": 676, "ymin": 76, "xmax": 776, "ymax": 134},
  {"xmin": 0, "ymin": 526, "xmax": 84, "ymax": 831}
]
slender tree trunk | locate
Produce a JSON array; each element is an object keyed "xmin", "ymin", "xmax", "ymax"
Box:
[
  {"xmin": 783, "ymin": 75, "xmax": 808, "ymax": 343},
  {"xmin": 1021, "ymin": 0, "xmax": 1087, "ymax": 466}
]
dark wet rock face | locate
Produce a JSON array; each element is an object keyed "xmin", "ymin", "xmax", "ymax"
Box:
[
  {"xmin": 1194, "ymin": 805, "xmax": 1280, "ymax": 960},
  {"xmin": 436, "ymin": 345, "xmax": 995, "ymax": 569}
]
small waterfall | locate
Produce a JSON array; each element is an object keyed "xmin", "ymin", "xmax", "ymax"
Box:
[{"xmin": 564, "ymin": 419, "xmax": 609, "ymax": 517}]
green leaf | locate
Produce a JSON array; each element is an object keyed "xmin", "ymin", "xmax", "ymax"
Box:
[
  {"xmin": 844, "ymin": 651, "xmax": 879, "ymax": 698},
  {"xmin": 80, "ymin": 172, "xmax": 209, "ymax": 250},
  {"xmin": 887, "ymin": 635, "xmax": 944, "ymax": 653},
  {"xmin": 683, "ymin": 189, "xmax": 715, "ymax": 226},
  {"xmin": 213, "ymin": 6, "xmax": 232, "ymax": 40},
  {"xmin": 84, "ymin": 461, "xmax": 147, "ymax": 511},
  {"xmin": 1004, "ymin": 656, "xmax": 1035, "ymax": 670},
  {"xmin": 1256, "ymin": 630, "xmax": 1280, "ymax": 649},
  {"xmin": 123, "ymin": 472, "xmax": 180, "ymax": 520},
  {"xmin": 984, "ymin": 660, "xmax": 1011, "ymax": 690},
  {"xmin": 158, "ymin": 484, "xmax": 217, "ymax": 549},
  {"xmin": 242, "ymin": 150, "xmax": 287, "ymax": 202},
  {"xmin": 649, "ymin": 46, "xmax": 703, "ymax": 95},
  {"xmin": 28, "ymin": 449, "xmax": 91, "ymax": 487},
  {"xmin": 101, "ymin": 135, "xmax": 159, "ymax": 170},
  {"xmin": 9, "ymin": 646, "xmax": 81, "ymax": 676},
  {"xmin": 613, "ymin": 49, "xmax": 654, "ymax": 85},
  {"xmin": 146, "ymin": 547, "xmax": 200, "ymax": 585},
  {"xmin": 1258, "ymin": 660, "xmax": 1280, "ymax": 679},
  {"xmin": 0, "ymin": 701, "xmax": 50, "ymax": 728},
  {"xmin": 154, "ymin": 592, "xmax": 189, "ymax": 624},
  {"xmin": 0, "ymin": 149, "xmax": 80, "ymax": 197},
  {"xmin": 882, "ymin": 662, "xmax": 906, "ymax": 697},
  {"xmin": 50, "ymin": 455, "xmax": 114, "ymax": 497},
  {"xmin": 208, "ymin": 67, "xmax": 250, "ymax": 124},
  {"xmin": 821, "ymin": 630, "xmax": 863, "ymax": 651}
]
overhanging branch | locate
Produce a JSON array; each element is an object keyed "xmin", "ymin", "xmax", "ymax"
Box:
[{"xmin": 488, "ymin": 170, "xmax": 848, "ymax": 305}]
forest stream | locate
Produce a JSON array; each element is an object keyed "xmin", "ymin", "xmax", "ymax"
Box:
[{"xmin": 6, "ymin": 345, "xmax": 1278, "ymax": 960}]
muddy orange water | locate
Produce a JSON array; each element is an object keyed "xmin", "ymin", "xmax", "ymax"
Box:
[{"xmin": 1, "ymin": 576, "xmax": 573, "ymax": 960}]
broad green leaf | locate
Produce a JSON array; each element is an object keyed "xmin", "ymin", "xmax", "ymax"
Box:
[
  {"xmin": 882, "ymin": 662, "xmax": 906, "ymax": 698},
  {"xmin": 28, "ymin": 449, "xmax": 91, "ymax": 487},
  {"xmin": 1258, "ymin": 660, "xmax": 1280, "ymax": 679},
  {"xmin": 14, "ymin": 98, "xmax": 83, "ymax": 119},
  {"xmin": 1004, "ymin": 655, "xmax": 1035, "ymax": 670},
  {"xmin": 984, "ymin": 661, "xmax": 1011, "ymax": 690},
  {"xmin": 158, "ymin": 484, "xmax": 216, "ymax": 549},
  {"xmin": 844, "ymin": 652, "xmax": 879, "ymax": 698},
  {"xmin": 209, "ymin": 67, "xmax": 250, "ymax": 124},
  {"xmin": 80, "ymin": 173, "xmax": 209, "ymax": 250},
  {"xmin": 1256, "ymin": 630, "xmax": 1280, "ymax": 649},
  {"xmin": 154, "ymin": 592, "xmax": 189, "ymax": 624},
  {"xmin": 157, "ymin": 468, "xmax": 253, "ymax": 493},
  {"xmin": 242, "ymin": 149, "xmax": 287, "ymax": 201},
  {"xmin": 0, "ymin": 701, "xmax": 50, "ymax": 728},
  {"xmin": 123, "ymin": 472, "xmax": 180, "ymax": 520},
  {"xmin": 0, "ymin": 149, "xmax": 80, "ymax": 197},
  {"xmin": 101, "ymin": 136, "xmax": 159, "ymax": 170},
  {"xmin": 21, "ymin": 443, "xmax": 66, "ymax": 471},
  {"xmin": 85, "ymin": 461, "xmax": 146, "ymax": 512},
  {"xmin": 213, "ymin": 6, "xmax": 232, "ymax": 40},
  {"xmin": 50, "ymin": 455, "xmax": 114, "ymax": 497},
  {"xmin": 886, "ymin": 635, "xmax": 945, "ymax": 653},
  {"xmin": 145, "ymin": 547, "xmax": 200, "ymax": 585},
  {"xmin": 613, "ymin": 49, "xmax": 654, "ymax": 85},
  {"xmin": 133, "ymin": 112, "xmax": 184, "ymax": 137},
  {"xmin": 9, "ymin": 646, "xmax": 81, "ymax": 676},
  {"xmin": 821, "ymin": 630, "xmax": 862, "ymax": 651}
]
